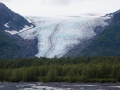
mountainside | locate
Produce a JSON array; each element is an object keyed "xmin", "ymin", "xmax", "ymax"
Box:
[
  {"xmin": 0, "ymin": 30, "xmax": 17, "ymax": 58},
  {"xmin": 1, "ymin": 3, "xmax": 120, "ymax": 59},
  {"xmin": 0, "ymin": 31, "xmax": 38, "ymax": 59},
  {"xmin": 0, "ymin": 3, "xmax": 37, "ymax": 59},
  {"xmin": 79, "ymin": 11, "xmax": 120, "ymax": 56},
  {"xmin": 0, "ymin": 2, "xmax": 33, "ymax": 31}
]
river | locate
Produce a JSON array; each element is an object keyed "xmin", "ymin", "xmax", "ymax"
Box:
[{"xmin": 0, "ymin": 82, "xmax": 120, "ymax": 90}]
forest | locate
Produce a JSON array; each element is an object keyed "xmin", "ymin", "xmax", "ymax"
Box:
[{"xmin": 0, "ymin": 56, "xmax": 120, "ymax": 83}]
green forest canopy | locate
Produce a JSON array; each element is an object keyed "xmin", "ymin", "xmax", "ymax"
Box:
[{"xmin": 0, "ymin": 56, "xmax": 120, "ymax": 83}]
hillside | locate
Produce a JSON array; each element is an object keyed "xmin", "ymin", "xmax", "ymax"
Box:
[
  {"xmin": 0, "ymin": 2, "xmax": 33, "ymax": 31},
  {"xmin": 0, "ymin": 3, "xmax": 38, "ymax": 59},
  {"xmin": 0, "ymin": 2, "xmax": 120, "ymax": 58},
  {"xmin": 0, "ymin": 30, "xmax": 18, "ymax": 58},
  {"xmin": 0, "ymin": 30, "xmax": 38, "ymax": 59},
  {"xmin": 81, "ymin": 12, "xmax": 120, "ymax": 56}
]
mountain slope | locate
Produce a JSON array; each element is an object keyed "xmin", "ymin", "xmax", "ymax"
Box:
[
  {"xmin": 0, "ymin": 3, "xmax": 38, "ymax": 59},
  {"xmin": 0, "ymin": 30, "xmax": 18, "ymax": 58},
  {"xmin": 0, "ymin": 2, "xmax": 33, "ymax": 31},
  {"xmin": 0, "ymin": 30, "xmax": 38, "ymax": 59},
  {"xmin": 1, "ymin": 2, "xmax": 119, "ymax": 59},
  {"xmin": 80, "ymin": 11, "xmax": 120, "ymax": 56}
]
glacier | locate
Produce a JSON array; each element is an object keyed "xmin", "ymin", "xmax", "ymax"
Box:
[{"xmin": 12, "ymin": 15, "xmax": 111, "ymax": 58}]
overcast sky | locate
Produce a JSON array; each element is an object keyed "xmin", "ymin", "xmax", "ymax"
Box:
[{"xmin": 0, "ymin": 0, "xmax": 120, "ymax": 16}]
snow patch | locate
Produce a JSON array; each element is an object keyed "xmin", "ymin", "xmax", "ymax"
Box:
[
  {"xmin": 5, "ymin": 30, "xmax": 18, "ymax": 35},
  {"xmin": 19, "ymin": 25, "xmax": 34, "ymax": 33},
  {"xmin": 5, "ymin": 25, "xmax": 34, "ymax": 35},
  {"xmin": 4, "ymin": 22, "xmax": 9, "ymax": 28}
]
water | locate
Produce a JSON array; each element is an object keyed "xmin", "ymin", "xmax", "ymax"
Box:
[{"xmin": 0, "ymin": 82, "xmax": 120, "ymax": 90}]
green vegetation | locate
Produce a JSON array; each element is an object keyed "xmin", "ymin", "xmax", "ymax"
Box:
[
  {"xmin": 0, "ymin": 56, "xmax": 120, "ymax": 83},
  {"xmin": 81, "ymin": 12, "xmax": 120, "ymax": 56},
  {"xmin": 1, "ymin": 11, "xmax": 120, "ymax": 83},
  {"xmin": 0, "ymin": 30, "xmax": 18, "ymax": 58}
]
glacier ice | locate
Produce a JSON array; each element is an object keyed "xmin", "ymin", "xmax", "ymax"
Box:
[{"xmin": 17, "ymin": 15, "xmax": 110, "ymax": 58}]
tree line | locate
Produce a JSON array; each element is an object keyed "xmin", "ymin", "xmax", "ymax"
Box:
[{"xmin": 0, "ymin": 56, "xmax": 120, "ymax": 82}]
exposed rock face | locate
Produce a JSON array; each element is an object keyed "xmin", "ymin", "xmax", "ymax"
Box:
[{"xmin": 0, "ymin": 2, "xmax": 33, "ymax": 31}]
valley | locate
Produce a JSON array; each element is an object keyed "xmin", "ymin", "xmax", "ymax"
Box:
[{"xmin": 14, "ymin": 15, "xmax": 111, "ymax": 58}]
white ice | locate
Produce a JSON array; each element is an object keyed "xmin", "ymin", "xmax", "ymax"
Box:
[
  {"xmin": 18, "ymin": 15, "xmax": 110, "ymax": 58},
  {"xmin": 5, "ymin": 25, "xmax": 34, "ymax": 35}
]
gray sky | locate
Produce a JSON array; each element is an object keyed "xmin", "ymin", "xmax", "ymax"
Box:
[{"xmin": 0, "ymin": 0, "xmax": 120, "ymax": 16}]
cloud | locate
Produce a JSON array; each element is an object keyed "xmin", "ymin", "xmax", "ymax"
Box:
[
  {"xmin": 1, "ymin": 0, "xmax": 120, "ymax": 16},
  {"xmin": 50, "ymin": 0, "xmax": 72, "ymax": 5},
  {"xmin": 0, "ymin": 0, "xmax": 11, "ymax": 2},
  {"xmin": 39, "ymin": 0, "xmax": 89, "ymax": 6}
]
